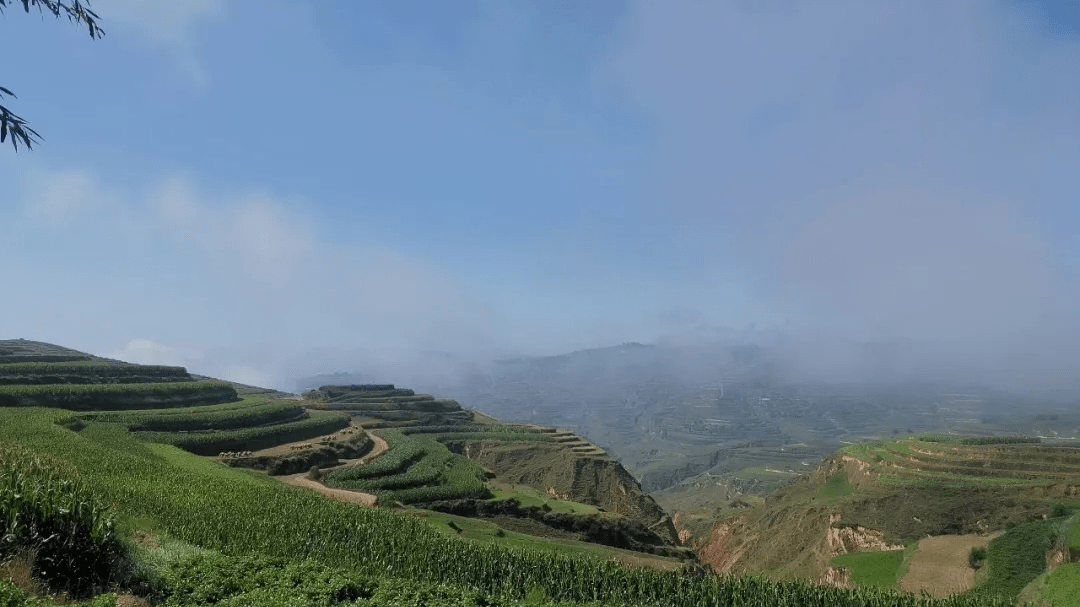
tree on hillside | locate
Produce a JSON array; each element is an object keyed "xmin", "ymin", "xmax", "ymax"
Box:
[{"xmin": 0, "ymin": 0, "xmax": 103, "ymax": 151}]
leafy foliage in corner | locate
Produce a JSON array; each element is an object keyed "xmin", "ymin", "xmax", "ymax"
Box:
[{"xmin": 0, "ymin": 0, "xmax": 103, "ymax": 151}]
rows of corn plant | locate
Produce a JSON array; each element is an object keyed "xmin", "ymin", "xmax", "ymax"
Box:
[
  {"xmin": 0, "ymin": 361, "xmax": 181, "ymax": 372},
  {"xmin": 434, "ymin": 430, "xmax": 555, "ymax": 443},
  {"xmin": 0, "ymin": 361, "xmax": 191, "ymax": 383},
  {"xmin": 0, "ymin": 380, "xmax": 237, "ymax": 410},
  {"xmin": 325, "ymin": 433, "xmax": 492, "ymax": 504},
  {"xmin": 0, "ymin": 409, "xmax": 1015, "ymax": 607},
  {"xmin": 919, "ymin": 435, "xmax": 1043, "ymax": 445},
  {"xmin": 326, "ymin": 430, "xmax": 428, "ymax": 481},
  {"xmin": 0, "ymin": 379, "xmax": 232, "ymax": 396},
  {"xmin": 134, "ymin": 410, "xmax": 350, "ymax": 455},
  {"xmin": 63, "ymin": 398, "xmax": 303, "ymax": 432},
  {"xmin": 376, "ymin": 456, "xmax": 491, "ymax": 505},
  {"xmin": 0, "ymin": 444, "xmax": 128, "ymax": 598},
  {"xmin": 401, "ymin": 424, "xmax": 546, "ymax": 435}
]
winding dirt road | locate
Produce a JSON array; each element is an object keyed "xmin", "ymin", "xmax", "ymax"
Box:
[
  {"xmin": 282, "ymin": 474, "xmax": 378, "ymax": 506},
  {"xmin": 276, "ymin": 429, "xmax": 391, "ymax": 507}
]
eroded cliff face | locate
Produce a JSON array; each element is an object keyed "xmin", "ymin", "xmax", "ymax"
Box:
[
  {"xmin": 809, "ymin": 454, "xmax": 878, "ymax": 488},
  {"xmin": 694, "ymin": 505, "xmax": 900, "ymax": 580},
  {"xmin": 451, "ymin": 441, "xmax": 680, "ymax": 545},
  {"xmin": 688, "ymin": 454, "xmax": 899, "ymax": 581}
]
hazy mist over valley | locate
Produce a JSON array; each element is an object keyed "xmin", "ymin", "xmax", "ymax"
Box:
[{"xmin": 4, "ymin": 0, "xmax": 1080, "ymax": 496}]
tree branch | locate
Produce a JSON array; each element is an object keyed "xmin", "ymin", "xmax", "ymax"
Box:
[{"xmin": 0, "ymin": 0, "xmax": 102, "ymax": 151}]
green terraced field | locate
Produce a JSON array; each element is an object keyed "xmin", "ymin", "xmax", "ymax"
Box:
[
  {"xmin": 0, "ymin": 380, "xmax": 239, "ymax": 410},
  {"xmin": 839, "ymin": 437, "xmax": 1080, "ymax": 489},
  {"xmin": 324, "ymin": 430, "xmax": 490, "ymax": 504},
  {"xmin": 135, "ymin": 410, "xmax": 351, "ymax": 455},
  {"xmin": 63, "ymin": 397, "xmax": 303, "ymax": 432}
]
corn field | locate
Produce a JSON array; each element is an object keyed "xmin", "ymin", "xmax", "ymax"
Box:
[{"xmin": 0, "ymin": 410, "xmax": 1021, "ymax": 606}]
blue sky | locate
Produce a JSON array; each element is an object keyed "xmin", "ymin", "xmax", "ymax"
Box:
[{"xmin": 1, "ymin": 0, "xmax": 1078, "ymax": 390}]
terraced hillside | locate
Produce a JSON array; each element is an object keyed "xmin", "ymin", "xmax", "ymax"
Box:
[
  {"xmin": 296, "ymin": 393, "xmax": 685, "ymax": 553},
  {"xmin": 684, "ymin": 435, "xmax": 1080, "ymax": 603},
  {"xmin": 0, "ymin": 343, "xmax": 1020, "ymax": 606},
  {"xmin": 0, "ymin": 339, "xmax": 238, "ymax": 409},
  {"xmin": 303, "ymin": 383, "xmax": 472, "ymax": 426}
]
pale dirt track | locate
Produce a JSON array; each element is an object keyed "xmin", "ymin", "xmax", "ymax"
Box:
[
  {"xmin": 281, "ymin": 474, "xmax": 378, "ymax": 507},
  {"xmin": 898, "ymin": 534, "xmax": 993, "ymax": 597},
  {"xmin": 274, "ymin": 429, "xmax": 391, "ymax": 508}
]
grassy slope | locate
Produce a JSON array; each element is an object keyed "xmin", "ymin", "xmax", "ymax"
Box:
[
  {"xmin": 829, "ymin": 549, "xmax": 905, "ymax": 588},
  {"xmin": 1042, "ymin": 563, "xmax": 1080, "ymax": 607}
]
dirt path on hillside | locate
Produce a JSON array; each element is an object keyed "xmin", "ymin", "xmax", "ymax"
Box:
[
  {"xmin": 247, "ymin": 422, "xmax": 366, "ymax": 457},
  {"xmin": 898, "ymin": 534, "xmax": 994, "ymax": 597},
  {"xmin": 319, "ymin": 430, "xmax": 390, "ymax": 473},
  {"xmin": 281, "ymin": 474, "xmax": 378, "ymax": 507},
  {"xmin": 273, "ymin": 429, "xmax": 390, "ymax": 508}
]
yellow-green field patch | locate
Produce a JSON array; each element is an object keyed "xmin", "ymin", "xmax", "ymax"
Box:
[
  {"xmin": 1042, "ymin": 562, "xmax": 1080, "ymax": 607},
  {"xmin": 829, "ymin": 549, "xmax": 905, "ymax": 588}
]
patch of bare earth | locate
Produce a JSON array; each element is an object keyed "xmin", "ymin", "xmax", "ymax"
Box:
[
  {"xmin": 276, "ymin": 429, "xmax": 390, "ymax": 506},
  {"xmin": 243, "ymin": 421, "xmax": 366, "ymax": 458},
  {"xmin": 898, "ymin": 534, "xmax": 991, "ymax": 597},
  {"xmin": 281, "ymin": 474, "xmax": 378, "ymax": 507},
  {"xmin": 319, "ymin": 430, "xmax": 390, "ymax": 473}
]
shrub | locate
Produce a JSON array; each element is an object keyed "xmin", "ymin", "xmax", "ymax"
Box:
[
  {"xmin": 1050, "ymin": 503, "xmax": 1072, "ymax": 518},
  {"xmin": 969, "ymin": 546, "xmax": 987, "ymax": 569}
]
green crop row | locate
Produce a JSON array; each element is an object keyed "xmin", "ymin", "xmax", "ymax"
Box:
[
  {"xmin": 0, "ymin": 360, "xmax": 184, "ymax": 372},
  {"xmin": 402, "ymin": 424, "xmax": 543, "ymax": 435},
  {"xmin": 435, "ymin": 431, "xmax": 555, "ymax": 444},
  {"xmin": 0, "ymin": 379, "xmax": 232, "ymax": 396},
  {"xmin": 326, "ymin": 431, "xmax": 493, "ymax": 504},
  {"xmin": 377, "ymin": 454, "xmax": 491, "ymax": 506},
  {"xmin": 135, "ymin": 411, "xmax": 350, "ymax": 455},
  {"xmin": 336, "ymin": 448, "xmax": 450, "ymax": 491},
  {"xmin": 917, "ymin": 435, "xmax": 1042, "ymax": 445},
  {"xmin": 960, "ymin": 436, "xmax": 1043, "ymax": 445},
  {"xmin": 69, "ymin": 395, "xmax": 271, "ymax": 417},
  {"xmin": 976, "ymin": 517, "xmax": 1061, "ymax": 601},
  {"xmin": 1, "ymin": 410, "xmax": 1014, "ymax": 607},
  {"xmin": 66, "ymin": 399, "xmax": 303, "ymax": 432},
  {"xmin": 326, "ymin": 430, "xmax": 427, "ymax": 481},
  {"xmin": 0, "ymin": 380, "xmax": 238, "ymax": 411},
  {"xmin": 0, "ymin": 445, "xmax": 127, "ymax": 598},
  {"xmin": 0, "ymin": 361, "xmax": 192, "ymax": 385}
]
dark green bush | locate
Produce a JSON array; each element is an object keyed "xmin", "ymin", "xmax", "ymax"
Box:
[{"xmin": 969, "ymin": 546, "xmax": 987, "ymax": 569}]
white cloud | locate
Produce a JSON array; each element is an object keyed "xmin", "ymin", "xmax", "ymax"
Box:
[
  {"xmin": 107, "ymin": 338, "xmax": 205, "ymax": 367},
  {"xmin": 151, "ymin": 179, "xmax": 318, "ymax": 289},
  {"xmin": 11, "ymin": 163, "xmax": 501, "ymax": 369},
  {"xmin": 19, "ymin": 165, "xmax": 121, "ymax": 226},
  {"xmin": 93, "ymin": 0, "xmax": 226, "ymax": 85}
]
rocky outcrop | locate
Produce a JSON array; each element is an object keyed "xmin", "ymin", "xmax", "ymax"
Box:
[
  {"xmin": 821, "ymin": 566, "xmax": 851, "ymax": 588},
  {"xmin": 696, "ymin": 505, "xmax": 900, "ymax": 579},
  {"xmin": 448, "ymin": 440, "xmax": 680, "ymax": 545},
  {"xmin": 827, "ymin": 513, "xmax": 904, "ymax": 553}
]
